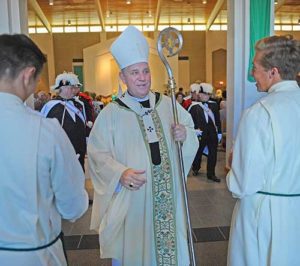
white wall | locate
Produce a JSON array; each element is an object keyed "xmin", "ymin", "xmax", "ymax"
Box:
[
  {"xmin": 178, "ymin": 59, "xmax": 190, "ymax": 94},
  {"xmin": 83, "ymin": 36, "xmax": 178, "ymax": 97},
  {"xmin": 206, "ymin": 31, "xmax": 227, "ymax": 84},
  {"xmin": 30, "ymin": 33, "xmax": 56, "ymax": 88}
]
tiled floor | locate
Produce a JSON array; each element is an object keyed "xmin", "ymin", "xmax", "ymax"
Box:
[{"xmin": 63, "ymin": 150, "xmax": 235, "ymax": 266}]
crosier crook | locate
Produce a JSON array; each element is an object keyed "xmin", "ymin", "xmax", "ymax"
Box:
[{"xmin": 157, "ymin": 27, "xmax": 196, "ymax": 266}]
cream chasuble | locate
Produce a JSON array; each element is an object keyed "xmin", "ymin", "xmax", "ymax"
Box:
[{"xmin": 88, "ymin": 92, "xmax": 198, "ymax": 266}]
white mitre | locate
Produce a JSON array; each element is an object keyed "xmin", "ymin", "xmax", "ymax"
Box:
[{"xmin": 110, "ymin": 25, "xmax": 149, "ymax": 70}]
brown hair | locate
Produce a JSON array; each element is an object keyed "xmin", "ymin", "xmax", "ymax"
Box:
[
  {"xmin": 0, "ymin": 34, "xmax": 46, "ymax": 80},
  {"xmin": 255, "ymin": 35, "xmax": 300, "ymax": 80}
]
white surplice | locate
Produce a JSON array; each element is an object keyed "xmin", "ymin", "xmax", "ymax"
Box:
[
  {"xmin": 227, "ymin": 81, "xmax": 300, "ymax": 266},
  {"xmin": 0, "ymin": 92, "xmax": 88, "ymax": 266},
  {"xmin": 88, "ymin": 92, "xmax": 198, "ymax": 265}
]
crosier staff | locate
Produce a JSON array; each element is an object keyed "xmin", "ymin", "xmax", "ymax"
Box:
[{"xmin": 157, "ymin": 27, "xmax": 196, "ymax": 266}]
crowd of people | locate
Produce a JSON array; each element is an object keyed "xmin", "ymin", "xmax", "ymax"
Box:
[
  {"xmin": 0, "ymin": 26, "xmax": 299, "ymax": 266},
  {"xmin": 35, "ymin": 63, "xmax": 226, "ymax": 186},
  {"xmin": 34, "ymin": 84, "xmax": 105, "ymax": 121}
]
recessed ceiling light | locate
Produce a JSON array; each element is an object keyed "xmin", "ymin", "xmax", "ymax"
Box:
[
  {"xmin": 49, "ymin": 0, "xmax": 53, "ymax": 5},
  {"xmin": 202, "ymin": 0, "xmax": 207, "ymax": 4},
  {"xmin": 126, "ymin": 0, "xmax": 131, "ymax": 4},
  {"xmin": 106, "ymin": 10, "xmax": 111, "ymax": 18},
  {"xmin": 274, "ymin": 0, "xmax": 278, "ymax": 4}
]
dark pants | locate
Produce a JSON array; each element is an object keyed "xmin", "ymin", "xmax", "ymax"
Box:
[{"xmin": 192, "ymin": 130, "xmax": 218, "ymax": 177}]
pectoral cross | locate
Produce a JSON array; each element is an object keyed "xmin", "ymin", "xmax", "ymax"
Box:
[{"xmin": 147, "ymin": 126, "xmax": 154, "ymax": 132}]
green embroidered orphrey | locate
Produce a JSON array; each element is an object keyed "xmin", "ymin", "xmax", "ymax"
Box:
[{"xmin": 139, "ymin": 109, "xmax": 178, "ymax": 266}]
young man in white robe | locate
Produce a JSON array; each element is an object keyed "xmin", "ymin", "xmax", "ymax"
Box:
[
  {"xmin": 0, "ymin": 34, "xmax": 88, "ymax": 265},
  {"xmin": 227, "ymin": 35, "xmax": 300, "ymax": 265},
  {"xmin": 88, "ymin": 26, "xmax": 199, "ymax": 266}
]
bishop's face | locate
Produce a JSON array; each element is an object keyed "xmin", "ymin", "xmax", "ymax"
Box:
[{"xmin": 120, "ymin": 62, "xmax": 151, "ymax": 99}]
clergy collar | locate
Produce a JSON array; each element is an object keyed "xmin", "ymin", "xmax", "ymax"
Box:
[
  {"xmin": 126, "ymin": 91, "xmax": 149, "ymax": 102},
  {"xmin": 120, "ymin": 91, "xmax": 156, "ymax": 117}
]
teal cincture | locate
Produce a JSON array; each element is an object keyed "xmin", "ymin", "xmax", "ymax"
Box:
[{"xmin": 257, "ymin": 191, "xmax": 300, "ymax": 197}]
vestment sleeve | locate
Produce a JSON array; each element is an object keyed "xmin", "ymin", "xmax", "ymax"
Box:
[
  {"xmin": 87, "ymin": 106, "xmax": 128, "ymax": 196},
  {"xmin": 213, "ymin": 104, "xmax": 222, "ymax": 134},
  {"xmin": 46, "ymin": 118, "xmax": 88, "ymax": 220},
  {"xmin": 87, "ymin": 105, "xmax": 129, "ymax": 230},
  {"xmin": 189, "ymin": 105, "xmax": 201, "ymax": 130},
  {"xmin": 226, "ymin": 104, "xmax": 273, "ymax": 198}
]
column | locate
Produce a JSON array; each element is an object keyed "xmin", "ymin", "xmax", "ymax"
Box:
[
  {"xmin": 100, "ymin": 31, "xmax": 107, "ymax": 42},
  {"xmin": 0, "ymin": 0, "xmax": 28, "ymax": 34},
  {"xmin": 0, "ymin": 0, "xmax": 35, "ymax": 108},
  {"xmin": 226, "ymin": 0, "xmax": 274, "ymax": 166}
]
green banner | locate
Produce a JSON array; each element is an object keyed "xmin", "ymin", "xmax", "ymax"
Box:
[
  {"xmin": 248, "ymin": 0, "xmax": 272, "ymax": 82},
  {"xmin": 73, "ymin": 65, "xmax": 84, "ymax": 91}
]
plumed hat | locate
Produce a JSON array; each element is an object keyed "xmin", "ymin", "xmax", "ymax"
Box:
[
  {"xmin": 51, "ymin": 72, "xmax": 82, "ymax": 91},
  {"xmin": 190, "ymin": 83, "xmax": 201, "ymax": 93},
  {"xmin": 110, "ymin": 26, "xmax": 149, "ymax": 70},
  {"xmin": 199, "ymin": 83, "xmax": 213, "ymax": 94}
]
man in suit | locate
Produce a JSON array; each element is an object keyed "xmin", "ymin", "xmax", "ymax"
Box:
[
  {"xmin": 182, "ymin": 83, "xmax": 198, "ymax": 110},
  {"xmin": 72, "ymin": 88, "xmax": 95, "ymax": 137},
  {"xmin": 188, "ymin": 83, "xmax": 222, "ymax": 182},
  {"xmin": 41, "ymin": 72, "xmax": 87, "ymax": 170}
]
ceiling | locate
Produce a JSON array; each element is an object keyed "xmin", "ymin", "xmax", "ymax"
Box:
[{"xmin": 27, "ymin": 0, "xmax": 300, "ymax": 32}]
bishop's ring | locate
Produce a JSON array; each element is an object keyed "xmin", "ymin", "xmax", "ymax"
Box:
[{"xmin": 129, "ymin": 182, "xmax": 134, "ymax": 188}]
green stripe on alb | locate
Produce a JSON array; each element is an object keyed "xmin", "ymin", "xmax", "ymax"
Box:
[{"xmin": 258, "ymin": 191, "xmax": 300, "ymax": 197}]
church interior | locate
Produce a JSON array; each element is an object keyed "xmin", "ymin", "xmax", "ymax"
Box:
[{"xmin": 1, "ymin": 0, "xmax": 300, "ymax": 265}]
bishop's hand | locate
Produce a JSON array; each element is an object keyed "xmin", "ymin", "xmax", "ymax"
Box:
[
  {"xmin": 171, "ymin": 123, "xmax": 187, "ymax": 142},
  {"xmin": 120, "ymin": 168, "xmax": 147, "ymax": 190}
]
